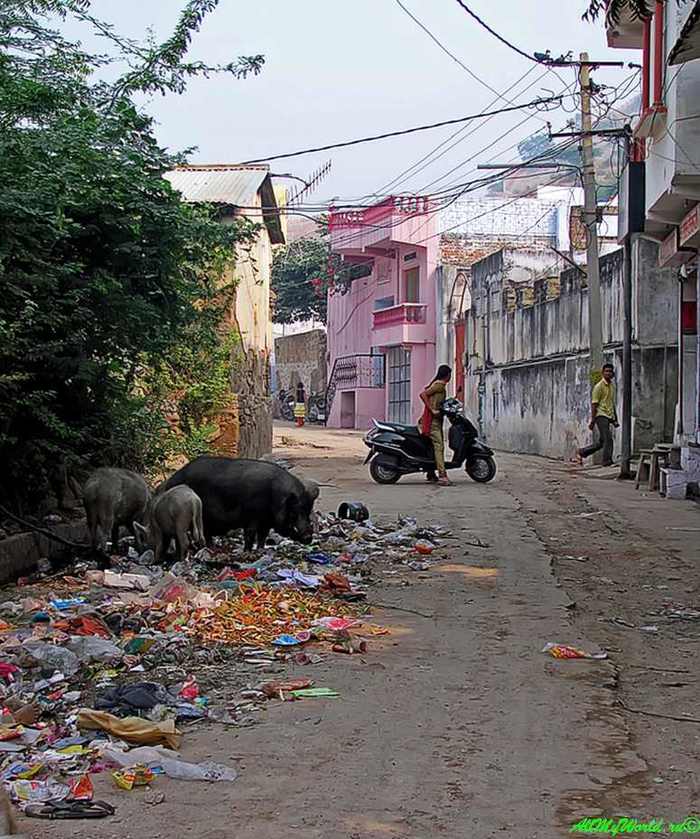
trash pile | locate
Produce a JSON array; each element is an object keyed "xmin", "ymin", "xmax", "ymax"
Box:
[{"xmin": 0, "ymin": 510, "xmax": 448, "ymax": 821}]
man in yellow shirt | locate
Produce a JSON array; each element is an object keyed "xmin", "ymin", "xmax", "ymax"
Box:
[{"xmin": 577, "ymin": 363, "xmax": 618, "ymax": 466}]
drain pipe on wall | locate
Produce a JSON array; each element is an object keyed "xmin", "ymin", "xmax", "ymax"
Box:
[
  {"xmin": 619, "ymin": 128, "xmax": 635, "ymax": 480},
  {"xmin": 620, "ymin": 233, "xmax": 633, "ymax": 478},
  {"xmin": 677, "ymin": 267, "xmax": 685, "ymax": 440}
]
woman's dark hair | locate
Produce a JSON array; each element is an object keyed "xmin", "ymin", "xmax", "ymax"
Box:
[{"xmin": 434, "ymin": 365, "xmax": 452, "ymax": 381}]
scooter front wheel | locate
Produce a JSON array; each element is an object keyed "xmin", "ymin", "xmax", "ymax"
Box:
[
  {"xmin": 466, "ymin": 455, "xmax": 497, "ymax": 483},
  {"xmin": 369, "ymin": 458, "xmax": 401, "ymax": 484}
]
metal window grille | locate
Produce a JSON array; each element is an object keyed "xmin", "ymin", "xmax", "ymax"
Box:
[{"xmin": 387, "ymin": 347, "xmax": 412, "ymax": 424}]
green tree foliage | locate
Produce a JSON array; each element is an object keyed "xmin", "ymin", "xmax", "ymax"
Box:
[
  {"xmin": 584, "ymin": 0, "xmax": 682, "ymax": 24},
  {"xmin": 272, "ymin": 228, "xmax": 372, "ymax": 326},
  {"xmin": 272, "ymin": 237, "xmax": 331, "ymax": 324},
  {"xmin": 583, "ymin": 0, "xmax": 651, "ymax": 23},
  {"xmin": 0, "ymin": 0, "xmax": 262, "ymax": 509}
]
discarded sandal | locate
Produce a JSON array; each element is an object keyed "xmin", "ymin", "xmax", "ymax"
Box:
[{"xmin": 25, "ymin": 800, "xmax": 115, "ymax": 820}]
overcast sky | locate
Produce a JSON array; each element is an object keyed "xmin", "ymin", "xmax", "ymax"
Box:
[{"xmin": 67, "ymin": 0, "xmax": 640, "ymax": 204}]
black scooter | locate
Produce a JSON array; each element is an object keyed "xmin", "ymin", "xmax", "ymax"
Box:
[{"xmin": 363, "ymin": 398, "xmax": 497, "ymax": 484}]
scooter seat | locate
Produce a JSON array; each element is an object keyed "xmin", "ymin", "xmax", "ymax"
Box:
[{"xmin": 379, "ymin": 422, "xmax": 423, "ymax": 437}]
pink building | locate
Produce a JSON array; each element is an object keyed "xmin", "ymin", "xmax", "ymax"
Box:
[{"xmin": 326, "ymin": 197, "xmax": 438, "ymax": 429}]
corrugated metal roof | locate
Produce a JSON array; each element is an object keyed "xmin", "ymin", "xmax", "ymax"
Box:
[
  {"xmin": 164, "ymin": 165, "xmax": 270, "ymax": 206},
  {"xmin": 164, "ymin": 164, "xmax": 285, "ymax": 245}
]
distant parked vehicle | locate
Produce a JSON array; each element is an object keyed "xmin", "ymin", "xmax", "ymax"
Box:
[
  {"xmin": 307, "ymin": 393, "xmax": 326, "ymax": 424},
  {"xmin": 276, "ymin": 389, "xmax": 295, "ymax": 421}
]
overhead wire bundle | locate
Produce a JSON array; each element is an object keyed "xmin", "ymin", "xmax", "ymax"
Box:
[{"xmin": 245, "ymin": 3, "xmax": 642, "ymax": 286}]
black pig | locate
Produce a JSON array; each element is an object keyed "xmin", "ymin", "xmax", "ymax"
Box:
[{"xmin": 157, "ymin": 456, "xmax": 318, "ymax": 551}]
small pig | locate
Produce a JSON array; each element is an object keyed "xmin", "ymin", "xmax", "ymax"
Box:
[
  {"xmin": 157, "ymin": 456, "xmax": 318, "ymax": 551},
  {"xmin": 134, "ymin": 485, "xmax": 205, "ymax": 564},
  {"xmin": 83, "ymin": 467, "xmax": 150, "ymax": 553},
  {"xmin": 0, "ymin": 787, "xmax": 15, "ymax": 835}
]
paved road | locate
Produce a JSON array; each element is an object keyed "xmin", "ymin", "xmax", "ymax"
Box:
[{"xmin": 37, "ymin": 427, "xmax": 699, "ymax": 839}]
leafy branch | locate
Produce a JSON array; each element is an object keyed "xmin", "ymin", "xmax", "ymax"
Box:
[
  {"xmin": 0, "ymin": 0, "xmax": 266, "ymax": 510},
  {"xmin": 583, "ymin": 0, "xmax": 680, "ymax": 24}
]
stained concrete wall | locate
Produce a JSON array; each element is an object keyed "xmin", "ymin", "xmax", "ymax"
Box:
[
  {"xmin": 464, "ymin": 237, "xmax": 678, "ymax": 458},
  {"xmin": 215, "ymin": 206, "xmax": 274, "ymax": 458},
  {"xmin": 468, "ymin": 347, "xmax": 676, "ymax": 459}
]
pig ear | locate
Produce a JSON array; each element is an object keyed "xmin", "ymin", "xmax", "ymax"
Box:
[
  {"xmin": 306, "ymin": 481, "xmax": 319, "ymax": 501},
  {"xmin": 133, "ymin": 522, "xmax": 147, "ymax": 537}
]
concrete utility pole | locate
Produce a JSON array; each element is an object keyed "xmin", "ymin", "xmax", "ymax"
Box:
[
  {"xmin": 619, "ymin": 128, "xmax": 635, "ymax": 480},
  {"xmin": 579, "ymin": 52, "xmax": 604, "ymax": 376}
]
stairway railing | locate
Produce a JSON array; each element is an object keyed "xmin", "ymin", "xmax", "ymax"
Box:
[{"xmin": 324, "ymin": 354, "xmax": 385, "ymax": 426}]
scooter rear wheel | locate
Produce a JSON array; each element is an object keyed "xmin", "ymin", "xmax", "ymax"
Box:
[
  {"xmin": 369, "ymin": 459, "xmax": 401, "ymax": 484},
  {"xmin": 466, "ymin": 455, "xmax": 497, "ymax": 483}
]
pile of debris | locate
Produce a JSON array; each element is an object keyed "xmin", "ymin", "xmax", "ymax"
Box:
[{"xmin": 0, "ymin": 511, "xmax": 448, "ymax": 821}]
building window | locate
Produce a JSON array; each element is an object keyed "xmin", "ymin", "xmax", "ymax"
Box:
[
  {"xmin": 404, "ymin": 267, "xmax": 420, "ymax": 303},
  {"xmin": 370, "ymin": 349, "xmax": 386, "ymax": 387},
  {"xmin": 387, "ymin": 347, "xmax": 411, "ymax": 424},
  {"xmin": 374, "ymin": 295, "xmax": 395, "ymax": 311}
]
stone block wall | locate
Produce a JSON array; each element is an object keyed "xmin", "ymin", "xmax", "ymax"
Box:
[
  {"xmin": 274, "ymin": 329, "xmax": 327, "ymax": 396},
  {"xmin": 209, "ymin": 348, "xmax": 271, "ymax": 459},
  {"xmin": 235, "ymin": 348, "xmax": 272, "ymax": 459}
]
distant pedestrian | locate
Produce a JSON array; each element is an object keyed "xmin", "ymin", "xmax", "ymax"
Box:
[
  {"xmin": 577, "ymin": 363, "xmax": 618, "ymax": 466},
  {"xmin": 294, "ymin": 381, "xmax": 306, "ymax": 427},
  {"xmin": 419, "ymin": 365, "xmax": 452, "ymax": 486}
]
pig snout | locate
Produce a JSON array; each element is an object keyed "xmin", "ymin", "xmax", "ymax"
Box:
[{"xmin": 294, "ymin": 516, "xmax": 314, "ymax": 544}]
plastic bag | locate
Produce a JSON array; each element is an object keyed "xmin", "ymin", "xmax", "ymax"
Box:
[
  {"xmin": 272, "ymin": 634, "xmax": 304, "ymax": 647},
  {"xmin": 54, "ymin": 615, "xmax": 112, "ymax": 639},
  {"xmin": 275, "ymin": 568, "xmax": 320, "ymax": 588},
  {"xmin": 96, "ymin": 682, "xmax": 176, "ymax": 714},
  {"xmin": 100, "ymin": 745, "xmax": 237, "ymax": 782},
  {"xmin": 78, "ymin": 709, "xmax": 181, "ymax": 750},
  {"xmin": 9, "ymin": 778, "xmax": 70, "ymax": 804},
  {"xmin": 151, "ymin": 574, "xmax": 197, "ymax": 604},
  {"xmin": 178, "ymin": 677, "xmax": 199, "ymax": 702},
  {"xmin": 65, "ymin": 637, "xmax": 123, "ymax": 664},
  {"xmin": 289, "ymin": 687, "xmax": 339, "ymax": 699},
  {"xmin": 0, "ymin": 663, "xmax": 20, "ymax": 682},
  {"xmin": 22, "ymin": 641, "xmax": 79, "ymax": 676},
  {"xmin": 70, "ymin": 775, "xmax": 94, "ymax": 801},
  {"xmin": 306, "ymin": 552, "xmax": 332, "ymax": 565},
  {"xmin": 541, "ymin": 642, "xmax": 608, "ymax": 660},
  {"xmin": 414, "ymin": 540, "xmax": 435, "ymax": 555},
  {"xmin": 123, "ymin": 636, "xmax": 157, "ymax": 655},
  {"xmin": 312, "ymin": 617, "xmax": 359, "ymax": 631},
  {"xmin": 49, "ymin": 598, "xmax": 86, "ymax": 611},
  {"xmin": 87, "ymin": 570, "xmax": 151, "ymax": 592},
  {"xmin": 112, "ymin": 764, "xmax": 155, "ymax": 790},
  {"xmin": 322, "ymin": 572, "xmax": 352, "ymax": 593},
  {"xmin": 157, "ymin": 759, "xmax": 237, "ymax": 782}
]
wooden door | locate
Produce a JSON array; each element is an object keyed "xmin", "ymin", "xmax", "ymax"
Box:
[{"xmin": 454, "ymin": 320, "xmax": 466, "ymax": 401}]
